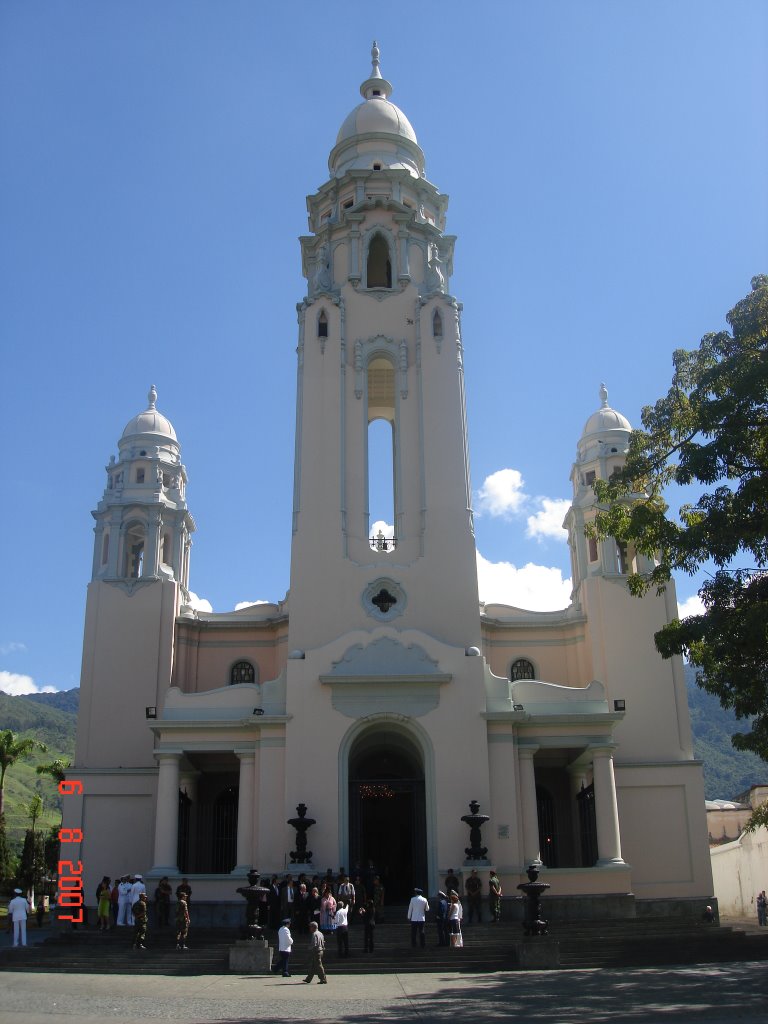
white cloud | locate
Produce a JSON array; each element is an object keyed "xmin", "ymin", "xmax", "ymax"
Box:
[
  {"xmin": 0, "ymin": 671, "xmax": 57, "ymax": 696},
  {"xmin": 526, "ymin": 498, "xmax": 570, "ymax": 542},
  {"xmin": 678, "ymin": 593, "xmax": 705, "ymax": 619},
  {"xmin": 0, "ymin": 641, "xmax": 27, "ymax": 656},
  {"xmin": 370, "ymin": 520, "xmax": 394, "ymax": 538},
  {"xmin": 477, "ymin": 551, "xmax": 572, "ymax": 611},
  {"xmin": 186, "ymin": 591, "xmax": 213, "ymax": 613},
  {"xmin": 476, "ymin": 469, "xmax": 527, "ymax": 518},
  {"xmin": 234, "ymin": 600, "xmax": 271, "ymax": 611}
]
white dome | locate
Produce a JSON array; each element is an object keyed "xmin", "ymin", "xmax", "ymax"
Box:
[
  {"xmin": 581, "ymin": 384, "xmax": 631, "ymax": 439},
  {"xmin": 336, "ymin": 98, "xmax": 417, "ymax": 146},
  {"xmin": 329, "ymin": 42, "xmax": 425, "ymax": 179},
  {"xmin": 121, "ymin": 386, "xmax": 177, "ymax": 442}
]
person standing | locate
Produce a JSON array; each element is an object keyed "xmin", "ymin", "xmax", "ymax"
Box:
[
  {"xmin": 444, "ymin": 868, "xmax": 459, "ymax": 896},
  {"xmin": 129, "ymin": 874, "xmax": 146, "ymax": 924},
  {"xmin": 338, "ymin": 875, "xmax": 355, "ymax": 923},
  {"xmin": 435, "ymin": 891, "xmax": 450, "ymax": 947},
  {"xmin": 464, "ymin": 869, "xmax": 482, "ymax": 924},
  {"xmin": 303, "ymin": 921, "xmax": 327, "ymax": 984},
  {"xmin": 117, "ymin": 876, "xmax": 132, "ymax": 927},
  {"xmin": 489, "ymin": 870, "xmax": 503, "ymax": 922},
  {"xmin": 175, "ymin": 892, "xmax": 190, "ymax": 949},
  {"xmin": 359, "ymin": 898, "xmax": 376, "ymax": 953},
  {"xmin": 110, "ymin": 878, "xmax": 120, "ymax": 927},
  {"xmin": 155, "ymin": 877, "xmax": 172, "ymax": 928},
  {"xmin": 132, "ymin": 892, "xmax": 148, "ymax": 950},
  {"xmin": 97, "ymin": 877, "xmax": 112, "ymax": 931},
  {"xmin": 334, "ymin": 900, "xmax": 349, "ymax": 957},
  {"xmin": 276, "ymin": 917, "xmax": 293, "ymax": 976},
  {"xmin": 448, "ymin": 890, "xmax": 463, "ymax": 948},
  {"xmin": 8, "ymin": 889, "xmax": 29, "ymax": 948},
  {"xmin": 757, "ymin": 890, "xmax": 767, "ymax": 926},
  {"xmin": 319, "ymin": 885, "xmax": 336, "ymax": 935},
  {"xmin": 407, "ymin": 887, "xmax": 429, "ymax": 949}
]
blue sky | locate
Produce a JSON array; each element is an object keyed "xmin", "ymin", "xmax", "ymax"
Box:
[{"xmin": 1, "ymin": 1, "xmax": 766, "ymax": 694}]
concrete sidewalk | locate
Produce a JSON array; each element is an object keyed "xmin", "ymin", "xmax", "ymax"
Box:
[{"xmin": 1, "ymin": 960, "xmax": 767, "ymax": 1024}]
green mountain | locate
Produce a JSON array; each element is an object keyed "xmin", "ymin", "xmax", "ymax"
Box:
[
  {"xmin": 684, "ymin": 665, "xmax": 766, "ymax": 799},
  {"xmin": 0, "ymin": 689, "xmax": 79, "ymax": 849}
]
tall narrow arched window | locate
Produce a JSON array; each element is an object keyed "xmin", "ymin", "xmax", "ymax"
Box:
[
  {"xmin": 161, "ymin": 533, "xmax": 171, "ymax": 565},
  {"xmin": 318, "ymin": 309, "xmax": 328, "ymax": 338},
  {"xmin": 510, "ymin": 658, "xmax": 535, "ymax": 681},
  {"xmin": 367, "ymin": 357, "xmax": 396, "ymax": 545},
  {"xmin": 123, "ymin": 522, "xmax": 145, "ymax": 578},
  {"xmin": 432, "ymin": 309, "xmax": 443, "ymax": 338},
  {"xmin": 101, "ymin": 532, "xmax": 110, "ymax": 566},
  {"xmin": 367, "ymin": 233, "xmax": 392, "ymax": 288}
]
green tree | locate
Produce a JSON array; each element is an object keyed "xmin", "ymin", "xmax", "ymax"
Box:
[
  {"xmin": 19, "ymin": 828, "xmax": 45, "ymax": 894},
  {"xmin": 0, "ymin": 812, "xmax": 12, "ymax": 882},
  {"xmin": 591, "ymin": 276, "xmax": 768, "ymax": 763},
  {"xmin": 0, "ymin": 729, "xmax": 48, "ymax": 817},
  {"xmin": 36, "ymin": 758, "xmax": 71, "ymax": 786}
]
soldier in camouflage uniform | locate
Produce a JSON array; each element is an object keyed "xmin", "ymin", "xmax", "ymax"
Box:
[
  {"xmin": 175, "ymin": 892, "xmax": 190, "ymax": 949},
  {"xmin": 132, "ymin": 892, "xmax": 148, "ymax": 950}
]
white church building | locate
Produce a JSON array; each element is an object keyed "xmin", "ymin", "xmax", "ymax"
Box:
[{"xmin": 66, "ymin": 46, "xmax": 714, "ymax": 918}]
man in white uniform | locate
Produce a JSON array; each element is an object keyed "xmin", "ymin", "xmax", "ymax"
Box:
[
  {"xmin": 117, "ymin": 876, "xmax": 133, "ymax": 926},
  {"xmin": 407, "ymin": 887, "xmax": 429, "ymax": 949},
  {"xmin": 8, "ymin": 888, "xmax": 30, "ymax": 947}
]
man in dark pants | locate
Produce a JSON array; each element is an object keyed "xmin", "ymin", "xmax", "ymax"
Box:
[
  {"xmin": 303, "ymin": 921, "xmax": 327, "ymax": 983},
  {"xmin": 465, "ymin": 869, "xmax": 482, "ymax": 924},
  {"xmin": 435, "ymin": 891, "xmax": 450, "ymax": 946},
  {"xmin": 407, "ymin": 887, "xmax": 429, "ymax": 949}
]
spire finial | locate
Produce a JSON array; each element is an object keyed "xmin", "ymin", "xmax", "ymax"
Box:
[
  {"xmin": 599, "ymin": 383, "xmax": 609, "ymax": 407},
  {"xmin": 148, "ymin": 385, "xmax": 158, "ymax": 409},
  {"xmin": 370, "ymin": 39, "xmax": 382, "ymax": 79}
]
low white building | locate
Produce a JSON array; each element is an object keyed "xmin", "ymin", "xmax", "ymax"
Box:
[{"xmin": 64, "ymin": 45, "xmax": 714, "ymax": 920}]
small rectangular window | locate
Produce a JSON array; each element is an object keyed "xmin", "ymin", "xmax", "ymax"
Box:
[
  {"xmin": 588, "ymin": 537, "xmax": 599, "ymax": 562},
  {"xmin": 136, "ymin": 468, "xmax": 145, "ymax": 483},
  {"xmin": 343, "ymin": 198, "xmax": 354, "ymax": 209},
  {"xmin": 585, "ymin": 470, "xmax": 596, "ymax": 486}
]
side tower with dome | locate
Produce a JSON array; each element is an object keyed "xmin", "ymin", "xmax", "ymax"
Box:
[{"xmin": 66, "ymin": 47, "xmax": 713, "ymax": 917}]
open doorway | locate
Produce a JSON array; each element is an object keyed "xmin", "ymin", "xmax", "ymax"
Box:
[{"xmin": 348, "ymin": 729, "xmax": 427, "ymax": 902}]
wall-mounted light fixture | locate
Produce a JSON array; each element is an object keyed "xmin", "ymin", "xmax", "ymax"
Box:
[
  {"xmin": 613, "ymin": 699, "xmax": 626, "ymax": 712},
  {"xmin": 253, "ymin": 708, "xmax": 265, "ymax": 716},
  {"xmin": 513, "ymin": 703, "xmax": 525, "ymax": 712},
  {"xmin": 145, "ymin": 707, "xmax": 157, "ymax": 719}
]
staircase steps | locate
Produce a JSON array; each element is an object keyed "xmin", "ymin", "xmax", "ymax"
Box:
[{"xmin": 2, "ymin": 913, "xmax": 768, "ymax": 975}]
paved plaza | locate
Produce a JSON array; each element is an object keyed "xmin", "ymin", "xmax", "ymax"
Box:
[{"xmin": 1, "ymin": 960, "xmax": 767, "ymax": 1024}]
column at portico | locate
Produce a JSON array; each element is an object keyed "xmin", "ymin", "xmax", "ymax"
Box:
[
  {"xmin": 590, "ymin": 744, "xmax": 625, "ymax": 866},
  {"xmin": 152, "ymin": 751, "xmax": 181, "ymax": 873},
  {"xmin": 234, "ymin": 749, "xmax": 256, "ymax": 874},
  {"xmin": 568, "ymin": 763, "xmax": 590, "ymax": 864},
  {"xmin": 517, "ymin": 744, "xmax": 541, "ymax": 866}
]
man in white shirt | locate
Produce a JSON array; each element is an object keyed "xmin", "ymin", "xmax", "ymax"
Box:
[
  {"xmin": 276, "ymin": 917, "xmax": 293, "ymax": 977},
  {"xmin": 334, "ymin": 899, "xmax": 349, "ymax": 957},
  {"xmin": 407, "ymin": 887, "xmax": 429, "ymax": 949},
  {"xmin": 8, "ymin": 888, "xmax": 29, "ymax": 947}
]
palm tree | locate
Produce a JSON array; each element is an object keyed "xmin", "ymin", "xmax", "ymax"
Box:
[
  {"xmin": 36, "ymin": 758, "xmax": 71, "ymax": 786},
  {"xmin": 0, "ymin": 730, "xmax": 48, "ymax": 818}
]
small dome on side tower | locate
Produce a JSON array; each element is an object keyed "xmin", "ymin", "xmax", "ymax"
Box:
[{"xmin": 121, "ymin": 385, "xmax": 178, "ymax": 443}]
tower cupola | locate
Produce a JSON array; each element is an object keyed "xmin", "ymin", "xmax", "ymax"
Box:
[
  {"xmin": 330, "ymin": 42, "xmax": 425, "ymax": 179},
  {"xmin": 90, "ymin": 386, "xmax": 195, "ymax": 587}
]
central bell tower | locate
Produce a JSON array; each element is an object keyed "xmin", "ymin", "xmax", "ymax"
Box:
[{"xmin": 288, "ymin": 43, "xmax": 480, "ymax": 653}]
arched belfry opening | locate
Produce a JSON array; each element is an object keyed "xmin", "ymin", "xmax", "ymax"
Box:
[
  {"xmin": 348, "ymin": 729, "xmax": 426, "ymax": 901},
  {"xmin": 366, "ymin": 232, "xmax": 392, "ymax": 288}
]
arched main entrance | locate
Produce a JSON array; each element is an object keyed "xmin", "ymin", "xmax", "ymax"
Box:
[{"xmin": 348, "ymin": 730, "xmax": 427, "ymax": 902}]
